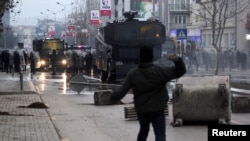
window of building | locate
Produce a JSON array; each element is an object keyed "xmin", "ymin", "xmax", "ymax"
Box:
[
  {"xmin": 170, "ymin": 0, "xmax": 175, "ymax": 10},
  {"xmin": 202, "ymin": 34, "xmax": 206, "ymax": 46},
  {"xmin": 181, "ymin": 0, "xmax": 186, "ymax": 10},
  {"xmin": 223, "ymin": 33, "xmax": 229, "ymax": 47},
  {"xmin": 170, "ymin": 0, "xmax": 190, "ymax": 11},
  {"xmin": 179, "ymin": 16, "xmax": 182, "ymax": 24},
  {"xmin": 195, "ymin": 15, "xmax": 198, "ymax": 22},
  {"xmin": 175, "ymin": 0, "xmax": 180, "ymax": 10},
  {"xmin": 175, "ymin": 16, "xmax": 178, "ymax": 23},
  {"xmin": 230, "ymin": 33, "xmax": 235, "ymax": 47},
  {"xmin": 207, "ymin": 34, "xmax": 211, "ymax": 48},
  {"xmin": 174, "ymin": 15, "xmax": 186, "ymax": 24},
  {"xmin": 183, "ymin": 16, "xmax": 186, "ymax": 24}
]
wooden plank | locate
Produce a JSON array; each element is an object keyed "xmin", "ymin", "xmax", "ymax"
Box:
[{"xmin": 124, "ymin": 106, "xmax": 168, "ymax": 119}]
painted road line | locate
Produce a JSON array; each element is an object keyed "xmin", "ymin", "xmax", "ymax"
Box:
[{"xmin": 50, "ymin": 116, "xmax": 56, "ymax": 120}]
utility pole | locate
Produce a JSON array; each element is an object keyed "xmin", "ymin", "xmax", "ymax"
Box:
[
  {"xmin": 152, "ymin": 0, "xmax": 155, "ymax": 17},
  {"xmin": 56, "ymin": 2, "xmax": 74, "ymax": 45},
  {"xmin": 235, "ymin": 1, "xmax": 237, "ymax": 51},
  {"xmin": 4, "ymin": 27, "xmax": 6, "ymax": 49},
  {"xmin": 47, "ymin": 9, "xmax": 57, "ymax": 23}
]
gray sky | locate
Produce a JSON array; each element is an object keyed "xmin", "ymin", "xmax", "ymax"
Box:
[{"xmin": 11, "ymin": 0, "xmax": 76, "ymax": 26}]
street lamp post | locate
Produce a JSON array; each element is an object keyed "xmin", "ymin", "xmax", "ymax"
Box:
[
  {"xmin": 4, "ymin": 27, "xmax": 7, "ymax": 49},
  {"xmin": 47, "ymin": 9, "xmax": 57, "ymax": 22},
  {"xmin": 56, "ymin": 2, "xmax": 74, "ymax": 45},
  {"xmin": 40, "ymin": 12, "xmax": 49, "ymax": 36}
]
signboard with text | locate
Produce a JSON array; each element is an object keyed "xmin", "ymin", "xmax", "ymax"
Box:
[
  {"xmin": 48, "ymin": 25, "xmax": 55, "ymax": 37},
  {"xmin": 90, "ymin": 10, "xmax": 100, "ymax": 25},
  {"xmin": 100, "ymin": 0, "xmax": 111, "ymax": 16}
]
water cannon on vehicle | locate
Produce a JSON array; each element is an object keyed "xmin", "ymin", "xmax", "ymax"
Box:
[
  {"xmin": 123, "ymin": 11, "xmax": 139, "ymax": 21},
  {"xmin": 95, "ymin": 11, "xmax": 167, "ymax": 82}
]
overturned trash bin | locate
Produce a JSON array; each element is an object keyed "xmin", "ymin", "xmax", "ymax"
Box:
[{"xmin": 172, "ymin": 75, "xmax": 231, "ymax": 126}]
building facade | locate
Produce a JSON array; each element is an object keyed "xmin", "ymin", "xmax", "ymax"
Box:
[{"xmin": 196, "ymin": 0, "xmax": 250, "ymax": 68}]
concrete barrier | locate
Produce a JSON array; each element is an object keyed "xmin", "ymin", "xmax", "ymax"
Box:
[
  {"xmin": 231, "ymin": 87, "xmax": 250, "ymax": 113},
  {"xmin": 231, "ymin": 96, "xmax": 250, "ymax": 113}
]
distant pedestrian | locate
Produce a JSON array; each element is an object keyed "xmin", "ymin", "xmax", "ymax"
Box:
[
  {"xmin": 85, "ymin": 51, "xmax": 93, "ymax": 74},
  {"xmin": 242, "ymin": 52, "xmax": 247, "ymax": 70},
  {"xmin": 109, "ymin": 45, "xmax": 186, "ymax": 141},
  {"xmin": 228, "ymin": 50, "xmax": 233, "ymax": 71},
  {"xmin": 193, "ymin": 51, "xmax": 199, "ymax": 71},
  {"xmin": 2, "ymin": 50, "xmax": 10, "ymax": 73},
  {"xmin": 29, "ymin": 52, "xmax": 36, "ymax": 75},
  {"xmin": 23, "ymin": 50, "xmax": 28, "ymax": 72},
  {"xmin": 14, "ymin": 51, "xmax": 20, "ymax": 73}
]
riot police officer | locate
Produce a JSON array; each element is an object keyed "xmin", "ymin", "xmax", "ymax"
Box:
[
  {"xmin": 29, "ymin": 51, "xmax": 36, "ymax": 75},
  {"xmin": 85, "ymin": 51, "xmax": 93, "ymax": 75}
]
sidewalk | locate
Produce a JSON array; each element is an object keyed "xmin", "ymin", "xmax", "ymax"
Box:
[
  {"xmin": 0, "ymin": 72, "xmax": 60, "ymax": 141},
  {"xmin": 0, "ymin": 72, "xmax": 37, "ymax": 94}
]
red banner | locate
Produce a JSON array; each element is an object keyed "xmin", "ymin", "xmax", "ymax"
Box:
[
  {"xmin": 90, "ymin": 20, "xmax": 100, "ymax": 25},
  {"xmin": 48, "ymin": 31, "xmax": 55, "ymax": 37},
  {"xmin": 68, "ymin": 25, "xmax": 75, "ymax": 30},
  {"xmin": 100, "ymin": 10, "xmax": 111, "ymax": 16}
]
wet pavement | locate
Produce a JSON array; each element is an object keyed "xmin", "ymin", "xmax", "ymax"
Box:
[
  {"xmin": 0, "ymin": 72, "xmax": 60, "ymax": 141},
  {"xmin": 0, "ymin": 72, "xmax": 36, "ymax": 95},
  {"xmin": 0, "ymin": 68, "xmax": 250, "ymax": 141}
]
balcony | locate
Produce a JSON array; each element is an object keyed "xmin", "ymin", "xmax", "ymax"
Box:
[
  {"xmin": 169, "ymin": 4, "xmax": 192, "ymax": 14},
  {"xmin": 169, "ymin": 22, "xmax": 192, "ymax": 29}
]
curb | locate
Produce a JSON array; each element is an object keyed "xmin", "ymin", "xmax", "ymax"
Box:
[{"xmin": 0, "ymin": 91, "xmax": 38, "ymax": 95}]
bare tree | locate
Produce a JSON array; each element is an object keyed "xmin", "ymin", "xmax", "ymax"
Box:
[
  {"xmin": 70, "ymin": 0, "xmax": 100, "ymax": 45},
  {"xmin": 0, "ymin": 0, "xmax": 19, "ymax": 32},
  {"xmin": 195, "ymin": 0, "xmax": 250, "ymax": 75}
]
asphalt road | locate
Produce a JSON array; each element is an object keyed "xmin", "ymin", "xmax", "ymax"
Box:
[{"xmin": 30, "ymin": 71, "xmax": 250, "ymax": 141}]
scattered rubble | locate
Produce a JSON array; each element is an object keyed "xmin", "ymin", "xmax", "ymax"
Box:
[
  {"xmin": 0, "ymin": 111, "xmax": 33, "ymax": 116},
  {"xmin": 18, "ymin": 102, "xmax": 48, "ymax": 109}
]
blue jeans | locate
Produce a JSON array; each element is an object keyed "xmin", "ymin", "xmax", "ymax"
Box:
[{"xmin": 137, "ymin": 110, "xmax": 166, "ymax": 141}]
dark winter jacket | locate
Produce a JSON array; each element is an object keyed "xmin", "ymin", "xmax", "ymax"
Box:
[{"xmin": 110, "ymin": 57, "xmax": 186, "ymax": 114}]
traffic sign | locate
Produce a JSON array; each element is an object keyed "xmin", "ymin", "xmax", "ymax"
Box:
[{"xmin": 176, "ymin": 29, "xmax": 187, "ymax": 40}]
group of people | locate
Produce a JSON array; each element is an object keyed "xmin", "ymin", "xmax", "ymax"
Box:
[
  {"xmin": 65, "ymin": 50, "xmax": 94, "ymax": 76},
  {"xmin": 0, "ymin": 49, "xmax": 30, "ymax": 74},
  {"xmin": 219, "ymin": 50, "xmax": 248, "ymax": 71},
  {"xmin": 182, "ymin": 48, "xmax": 249, "ymax": 72}
]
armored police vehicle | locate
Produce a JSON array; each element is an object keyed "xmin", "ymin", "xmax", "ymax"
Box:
[
  {"xmin": 95, "ymin": 11, "xmax": 166, "ymax": 82},
  {"xmin": 32, "ymin": 38, "xmax": 67, "ymax": 73}
]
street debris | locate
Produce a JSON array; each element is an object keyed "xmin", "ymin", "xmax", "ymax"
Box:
[{"xmin": 18, "ymin": 102, "xmax": 48, "ymax": 109}]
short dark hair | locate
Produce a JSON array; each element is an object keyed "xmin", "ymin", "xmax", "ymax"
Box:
[{"xmin": 140, "ymin": 46, "xmax": 153, "ymax": 62}]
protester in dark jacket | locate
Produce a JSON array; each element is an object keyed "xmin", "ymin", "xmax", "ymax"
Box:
[{"xmin": 110, "ymin": 45, "xmax": 186, "ymax": 141}]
